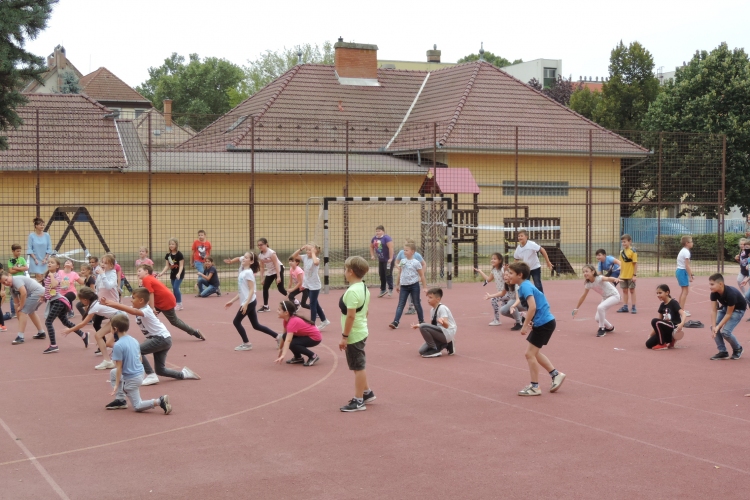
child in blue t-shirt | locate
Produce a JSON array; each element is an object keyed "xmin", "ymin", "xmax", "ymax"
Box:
[
  {"xmin": 595, "ymin": 249, "xmax": 621, "ymax": 278},
  {"xmin": 508, "ymin": 262, "xmax": 566, "ymax": 397}
]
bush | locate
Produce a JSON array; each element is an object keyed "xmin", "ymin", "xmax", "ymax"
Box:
[{"xmin": 658, "ymin": 232, "xmax": 743, "ymax": 261}]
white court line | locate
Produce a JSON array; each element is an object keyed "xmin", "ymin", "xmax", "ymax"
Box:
[{"xmin": 0, "ymin": 416, "xmax": 70, "ymax": 499}]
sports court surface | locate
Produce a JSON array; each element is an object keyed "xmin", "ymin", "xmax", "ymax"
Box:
[{"xmin": 1, "ymin": 277, "xmax": 749, "ymax": 499}]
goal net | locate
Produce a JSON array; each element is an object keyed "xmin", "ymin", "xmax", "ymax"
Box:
[{"xmin": 316, "ymin": 197, "xmax": 452, "ymax": 292}]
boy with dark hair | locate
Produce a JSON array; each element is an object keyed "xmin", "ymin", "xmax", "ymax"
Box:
[
  {"xmin": 370, "ymin": 225, "xmax": 395, "ymax": 298},
  {"xmin": 411, "ymin": 287, "xmax": 456, "ymax": 358},
  {"xmin": 595, "ymin": 249, "xmax": 620, "ymax": 279},
  {"xmin": 708, "ymin": 273, "xmax": 744, "ymax": 360},
  {"xmin": 196, "ymin": 257, "xmax": 220, "ymax": 298},
  {"xmin": 191, "ymin": 230, "xmax": 211, "ymax": 274},
  {"xmin": 616, "ymin": 234, "xmax": 638, "ymax": 314}
]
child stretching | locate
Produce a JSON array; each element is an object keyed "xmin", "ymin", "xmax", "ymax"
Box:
[
  {"xmin": 224, "ymin": 252, "xmax": 280, "ymax": 351},
  {"xmin": 61, "ymin": 259, "xmax": 83, "ymax": 318},
  {"xmin": 708, "ymin": 273, "xmax": 745, "ymax": 360},
  {"xmin": 646, "ymin": 284, "xmax": 685, "ymax": 350},
  {"xmin": 101, "ymin": 289, "xmax": 201, "ymax": 384},
  {"xmin": 339, "ymin": 256, "xmax": 375, "ymax": 412},
  {"xmin": 40, "ymin": 257, "xmax": 86, "ymax": 353},
  {"xmin": 105, "ymin": 313, "xmax": 172, "ymax": 414},
  {"xmin": 275, "ymin": 300, "xmax": 322, "ymax": 366},
  {"xmin": 411, "ymin": 287, "xmax": 456, "ymax": 357},
  {"xmin": 257, "ymin": 238, "xmax": 287, "ymax": 312},
  {"xmin": 291, "ymin": 244, "xmax": 330, "ymax": 330},
  {"xmin": 572, "ymin": 264, "xmax": 622, "ymax": 337},
  {"xmin": 1, "ymin": 272, "xmax": 46, "ymax": 345},
  {"xmin": 508, "ymin": 262, "xmax": 566, "ymax": 396},
  {"xmin": 474, "ymin": 252, "xmax": 506, "ymax": 326},
  {"xmin": 389, "ymin": 240, "xmax": 426, "ymax": 329},
  {"xmin": 139, "ymin": 265, "xmax": 204, "ymax": 341},
  {"xmin": 676, "ymin": 235, "xmax": 694, "ymax": 315},
  {"xmin": 485, "ymin": 270, "xmax": 525, "ymax": 331},
  {"xmin": 64, "ymin": 287, "xmax": 122, "ymax": 366},
  {"xmin": 616, "ymin": 234, "xmax": 638, "ymax": 314}
]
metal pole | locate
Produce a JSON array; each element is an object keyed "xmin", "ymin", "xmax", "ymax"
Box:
[
  {"xmin": 433, "ymin": 122, "xmax": 438, "ymax": 282},
  {"xmin": 343, "ymin": 121, "xmax": 349, "ymax": 262},
  {"xmin": 514, "ymin": 126, "xmax": 518, "ymax": 263},
  {"xmin": 587, "ymin": 129, "xmax": 593, "ymax": 265},
  {"xmin": 657, "ymin": 132, "xmax": 662, "ymax": 274},
  {"xmin": 720, "ymin": 134, "xmax": 727, "ymax": 272},
  {"xmin": 35, "ymin": 109, "xmax": 40, "ymax": 218},
  {"xmin": 148, "ymin": 111, "xmax": 153, "ymax": 258},
  {"xmin": 250, "ymin": 117, "xmax": 255, "ymax": 247}
]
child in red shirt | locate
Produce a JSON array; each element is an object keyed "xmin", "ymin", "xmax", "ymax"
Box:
[{"xmin": 137, "ymin": 265, "xmax": 205, "ymax": 341}]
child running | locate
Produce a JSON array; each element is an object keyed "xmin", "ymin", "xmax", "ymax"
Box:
[
  {"xmin": 474, "ymin": 252, "xmax": 506, "ymax": 326},
  {"xmin": 708, "ymin": 273, "xmax": 745, "ymax": 360},
  {"xmin": 224, "ymin": 251, "xmax": 280, "ymax": 351},
  {"xmin": 676, "ymin": 235, "xmax": 694, "ymax": 316},
  {"xmin": 291, "ymin": 244, "xmax": 330, "ymax": 329},
  {"xmin": 39, "ymin": 257, "xmax": 87, "ymax": 353},
  {"xmin": 411, "ymin": 287, "xmax": 456, "ymax": 358},
  {"xmin": 616, "ymin": 234, "xmax": 638, "ymax": 314},
  {"xmin": 286, "ymin": 256, "xmax": 307, "ymax": 308},
  {"xmin": 1, "ymin": 271, "xmax": 45, "ymax": 345},
  {"xmin": 646, "ymin": 284, "xmax": 685, "ymax": 350},
  {"xmin": 257, "ymin": 238, "xmax": 287, "ymax": 312},
  {"xmin": 508, "ymin": 262, "xmax": 566, "ymax": 396},
  {"xmin": 572, "ymin": 264, "xmax": 622, "ymax": 337},
  {"xmin": 275, "ymin": 300, "xmax": 322, "ymax": 366},
  {"xmin": 104, "ymin": 313, "xmax": 172, "ymax": 414},
  {"xmin": 390, "ymin": 240, "xmax": 426, "ymax": 329}
]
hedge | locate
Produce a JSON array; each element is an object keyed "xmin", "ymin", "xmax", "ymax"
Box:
[{"xmin": 657, "ymin": 232, "xmax": 743, "ymax": 261}]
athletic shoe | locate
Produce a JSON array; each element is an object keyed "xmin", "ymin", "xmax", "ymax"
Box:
[
  {"xmin": 488, "ymin": 319, "xmax": 501, "ymax": 326},
  {"xmin": 631, "ymin": 306, "xmax": 637, "ymax": 314},
  {"xmin": 181, "ymin": 367, "xmax": 201, "ymax": 380},
  {"xmin": 362, "ymin": 390, "xmax": 376, "ymax": 404},
  {"xmin": 518, "ymin": 384, "xmax": 542, "ymax": 396},
  {"xmin": 235, "ymin": 343, "xmax": 252, "ymax": 351},
  {"xmin": 12, "ymin": 335, "xmax": 24, "ymax": 345},
  {"xmin": 67, "ymin": 311, "xmax": 75, "ymax": 319},
  {"xmin": 421, "ymin": 348, "xmax": 442, "ymax": 358},
  {"xmin": 668, "ymin": 341, "xmax": 676, "ymax": 348},
  {"xmin": 286, "ymin": 357, "xmax": 305, "ymax": 364},
  {"xmin": 596, "ymin": 328, "xmax": 606, "ymax": 337},
  {"xmin": 304, "ymin": 354, "xmax": 320, "ymax": 366},
  {"xmin": 389, "ymin": 321, "xmax": 399, "ymax": 329},
  {"xmin": 259, "ymin": 305, "xmax": 270, "ymax": 313},
  {"xmin": 216, "ymin": 289, "xmax": 221, "ymax": 297},
  {"xmin": 446, "ymin": 341, "xmax": 455, "ymax": 355},
  {"xmin": 605, "ymin": 326, "xmax": 615, "ymax": 333},
  {"xmin": 550, "ymin": 372, "xmax": 566, "ymax": 392},
  {"xmin": 142, "ymin": 373, "xmax": 160, "ymax": 385},
  {"xmin": 194, "ymin": 330, "xmax": 206, "ymax": 341},
  {"xmin": 387, "ymin": 290, "xmax": 393, "ymax": 297},
  {"xmin": 731, "ymin": 347, "xmax": 743, "ymax": 360},
  {"xmin": 95, "ymin": 360, "xmax": 115, "ymax": 370},
  {"xmin": 378, "ymin": 290, "xmax": 387, "ymax": 298},
  {"xmin": 293, "ymin": 299, "xmax": 300, "ymax": 306},
  {"xmin": 276, "ymin": 335, "xmax": 283, "ymax": 349},
  {"xmin": 340, "ymin": 398, "xmax": 366, "ymax": 412},
  {"xmin": 33, "ymin": 332, "xmax": 46, "ymax": 340},
  {"xmin": 95, "ymin": 347, "xmax": 102, "ymax": 356},
  {"xmin": 105, "ymin": 399, "xmax": 127, "ymax": 410},
  {"xmin": 616, "ymin": 305, "xmax": 629, "ymax": 313},
  {"xmin": 685, "ymin": 311, "xmax": 692, "ymax": 317},
  {"xmin": 406, "ymin": 307, "xmax": 416, "ymax": 315},
  {"xmin": 159, "ymin": 395, "xmax": 172, "ymax": 415},
  {"xmin": 710, "ymin": 351, "xmax": 730, "ymax": 360},
  {"xmin": 318, "ymin": 319, "xmax": 331, "ymax": 331},
  {"xmin": 511, "ymin": 322, "xmax": 523, "ymax": 331},
  {"xmin": 0, "ymin": 325, "xmax": 7, "ymax": 332},
  {"xmin": 42, "ymin": 345, "xmax": 59, "ymax": 354},
  {"xmin": 652, "ymin": 344, "xmax": 669, "ymax": 350},
  {"xmin": 82, "ymin": 331, "xmax": 89, "ymax": 348}
]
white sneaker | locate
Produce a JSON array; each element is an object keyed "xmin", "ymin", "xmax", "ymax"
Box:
[
  {"xmin": 181, "ymin": 367, "xmax": 201, "ymax": 380},
  {"xmin": 550, "ymin": 372, "xmax": 566, "ymax": 393},
  {"xmin": 235, "ymin": 343, "xmax": 252, "ymax": 351},
  {"xmin": 94, "ymin": 360, "xmax": 115, "ymax": 370},
  {"xmin": 141, "ymin": 373, "xmax": 160, "ymax": 386},
  {"xmin": 293, "ymin": 299, "xmax": 300, "ymax": 306},
  {"xmin": 488, "ymin": 319, "xmax": 502, "ymax": 326},
  {"xmin": 685, "ymin": 311, "xmax": 692, "ymax": 317},
  {"xmin": 176, "ymin": 303, "xmax": 183, "ymax": 311},
  {"xmin": 318, "ymin": 319, "xmax": 331, "ymax": 331}
]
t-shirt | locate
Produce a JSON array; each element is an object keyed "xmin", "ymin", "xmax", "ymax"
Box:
[
  {"xmin": 676, "ymin": 248, "xmax": 691, "ymax": 270},
  {"xmin": 135, "ymin": 305, "xmax": 171, "ymax": 338},
  {"xmin": 43, "ymin": 271, "xmax": 65, "ymax": 302},
  {"xmin": 584, "ymin": 275, "xmax": 619, "ymax": 299},
  {"xmin": 341, "ymin": 281, "xmax": 369, "ymax": 344},
  {"xmin": 710, "ymin": 285, "xmax": 747, "ymax": 311},
  {"xmin": 395, "ymin": 250, "xmax": 424, "ymax": 263},
  {"xmin": 204, "ymin": 265, "xmax": 220, "ymax": 287},
  {"xmin": 192, "ymin": 240, "xmax": 211, "ymax": 263},
  {"xmin": 619, "ymin": 247, "xmax": 638, "ymax": 279},
  {"xmin": 658, "ymin": 299, "xmax": 683, "ymax": 324},
  {"xmin": 141, "ymin": 274, "xmax": 177, "ymax": 311},
  {"xmin": 514, "ymin": 240, "xmax": 542, "ymax": 270},
  {"xmin": 259, "ymin": 248, "xmax": 281, "ymax": 276},
  {"xmin": 371, "ymin": 234, "xmax": 393, "ymax": 262},
  {"xmin": 491, "ymin": 268, "xmax": 504, "ymax": 292},
  {"xmin": 430, "ymin": 303, "xmax": 457, "ymax": 342},
  {"xmin": 238, "ymin": 269, "xmax": 256, "ymax": 304},
  {"xmin": 8, "ymin": 256, "xmax": 27, "ymax": 276},
  {"xmin": 165, "ymin": 251, "xmax": 185, "ymax": 280},
  {"xmin": 88, "ymin": 300, "xmax": 119, "ymax": 319},
  {"xmin": 96, "ymin": 269, "xmax": 120, "ymax": 302},
  {"xmin": 741, "ymin": 249, "xmax": 750, "ymax": 277},
  {"xmin": 111, "ymin": 335, "xmax": 144, "ymax": 379},
  {"xmin": 60, "ymin": 270, "xmax": 79, "ymax": 294},
  {"xmin": 11, "ymin": 275, "xmax": 43, "ymax": 297},
  {"xmin": 289, "ymin": 266, "xmax": 304, "ymax": 290},
  {"xmin": 301, "ymin": 255, "xmax": 321, "ymax": 291},
  {"xmin": 518, "ymin": 280, "xmax": 555, "ymax": 327},
  {"xmin": 397, "ymin": 257, "xmax": 422, "ymax": 286},
  {"xmin": 82, "ymin": 275, "xmax": 96, "ymax": 288},
  {"xmin": 284, "ymin": 316, "xmax": 322, "ymax": 342},
  {"xmin": 135, "ymin": 258, "xmax": 154, "ymax": 268},
  {"xmin": 597, "ymin": 256, "xmax": 620, "ymax": 276}
]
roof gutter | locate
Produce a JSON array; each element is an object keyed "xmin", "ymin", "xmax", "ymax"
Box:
[{"xmin": 383, "ymin": 72, "xmax": 430, "ymax": 151}]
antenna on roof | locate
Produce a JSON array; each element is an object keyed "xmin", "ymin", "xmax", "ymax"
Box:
[
  {"xmin": 297, "ymin": 49, "xmax": 303, "ymax": 65},
  {"xmin": 479, "ymin": 42, "xmax": 484, "ymax": 61}
]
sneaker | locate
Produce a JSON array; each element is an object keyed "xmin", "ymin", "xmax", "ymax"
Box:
[
  {"xmin": 276, "ymin": 335, "xmax": 283, "ymax": 349},
  {"xmin": 293, "ymin": 299, "xmax": 300, "ymax": 306},
  {"xmin": 159, "ymin": 395, "xmax": 172, "ymax": 415},
  {"xmin": 387, "ymin": 290, "xmax": 393, "ymax": 297},
  {"xmin": 378, "ymin": 290, "xmax": 387, "ymax": 298},
  {"xmin": 43, "ymin": 345, "xmax": 59, "ymax": 354},
  {"xmin": 318, "ymin": 319, "xmax": 331, "ymax": 331},
  {"xmin": 142, "ymin": 373, "xmax": 160, "ymax": 385},
  {"xmin": 67, "ymin": 311, "xmax": 75, "ymax": 319},
  {"xmin": 176, "ymin": 303, "xmax": 183, "ymax": 311},
  {"xmin": 685, "ymin": 311, "xmax": 692, "ymax": 317},
  {"xmin": 652, "ymin": 344, "xmax": 669, "ymax": 350},
  {"xmin": 631, "ymin": 306, "xmax": 637, "ymax": 314},
  {"xmin": 421, "ymin": 348, "xmax": 442, "ymax": 358},
  {"xmin": 304, "ymin": 354, "xmax": 320, "ymax": 366},
  {"xmin": 668, "ymin": 341, "xmax": 676, "ymax": 348},
  {"xmin": 389, "ymin": 321, "xmax": 399, "ymax": 329},
  {"xmin": 286, "ymin": 357, "xmax": 305, "ymax": 364},
  {"xmin": 518, "ymin": 384, "xmax": 542, "ymax": 396},
  {"xmin": 488, "ymin": 319, "xmax": 502, "ymax": 326},
  {"xmin": 82, "ymin": 331, "xmax": 89, "ymax": 348},
  {"xmin": 259, "ymin": 305, "xmax": 270, "ymax": 313},
  {"xmin": 362, "ymin": 390, "xmax": 376, "ymax": 404},
  {"xmin": 340, "ymin": 398, "xmax": 366, "ymax": 412},
  {"xmin": 12, "ymin": 335, "xmax": 24, "ymax": 345},
  {"xmin": 710, "ymin": 351, "xmax": 730, "ymax": 360},
  {"xmin": 95, "ymin": 347, "xmax": 102, "ymax": 356},
  {"xmin": 605, "ymin": 326, "xmax": 615, "ymax": 333},
  {"xmin": 94, "ymin": 360, "xmax": 115, "ymax": 370},
  {"xmin": 105, "ymin": 399, "xmax": 127, "ymax": 410},
  {"xmin": 181, "ymin": 367, "xmax": 201, "ymax": 380},
  {"xmin": 235, "ymin": 343, "xmax": 252, "ymax": 351},
  {"xmin": 446, "ymin": 341, "xmax": 455, "ymax": 355},
  {"xmin": 731, "ymin": 347, "xmax": 743, "ymax": 360},
  {"xmin": 0, "ymin": 325, "xmax": 7, "ymax": 332},
  {"xmin": 550, "ymin": 372, "xmax": 566, "ymax": 392},
  {"xmin": 194, "ymin": 330, "xmax": 206, "ymax": 341},
  {"xmin": 511, "ymin": 322, "xmax": 523, "ymax": 331},
  {"xmin": 33, "ymin": 332, "xmax": 46, "ymax": 340},
  {"xmin": 406, "ymin": 307, "xmax": 416, "ymax": 315},
  {"xmin": 596, "ymin": 328, "xmax": 606, "ymax": 338},
  {"xmin": 616, "ymin": 305, "xmax": 629, "ymax": 313},
  {"xmin": 216, "ymin": 289, "xmax": 222, "ymax": 297}
]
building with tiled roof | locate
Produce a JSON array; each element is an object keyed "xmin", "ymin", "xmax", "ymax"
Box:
[
  {"xmin": 133, "ymin": 105, "xmax": 195, "ymax": 149},
  {"xmin": 79, "ymin": 67, "xmax": 152, "ymax": 120},
  {"xmin": 22, "ymin": 45, "xmax": 85, "ymax": 94}
]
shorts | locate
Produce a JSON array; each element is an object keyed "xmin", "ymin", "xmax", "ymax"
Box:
[
  {"xmin": 676, "ymin": 268, "xmax": 690, "ymax": 287},
  {"xmin": 620, "ymin": 279, "xmax": 636, "ymax": 290},
  {"xmin": 345, "ymin": 339, "xmax": 367, "ymax": 371},
  {"xmin": 527, "ymin": 319, "xmax": 556, "ymax": 349},
  {"xmin": 20, "ymin": 292, "xmax": 43, "ymax": 315}
]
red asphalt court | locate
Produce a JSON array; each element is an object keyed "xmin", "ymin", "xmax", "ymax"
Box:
[{"xmin": 1, "ymin": 276, "xmax": 750, "ymax": 499}]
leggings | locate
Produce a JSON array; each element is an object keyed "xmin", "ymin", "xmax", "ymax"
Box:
[
  {"xmin": 171, "ymin": 277, "xmax": 183, "ymax": 304},
  {"xmin": 647, "ymin": 318, "xmax": 674, "ymax": 348},
  {"xmin": 596, "ymin": 296, "xmax": 621, "ymax": 329},
  {"xmin": 262, "ymin": 267, "xmax": 287, "ymax": 306},
  {"xmin": 233, "ymin": 300, "xmax": 279, "ymax": 343},
  {"xmin": 289, "ymin": 288, "xmax": 309, "ymax": 309},
  {"xmin": 45, "ymin": 300, "xmax": 82, "ymax": 345},
  {"xmin": 287, "ymin": 334, "xmax": 320, "ymax": 359},
  {"xmin": 308, "ymin": 289, "xmax": 326, "ymax": 323}
]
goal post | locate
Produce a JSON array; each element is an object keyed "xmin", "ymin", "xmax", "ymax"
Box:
[{"xmin": 320, "ymin": 197, "xmax": 453, "ymax": 293}]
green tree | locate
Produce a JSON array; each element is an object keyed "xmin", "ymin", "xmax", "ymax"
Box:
[
  {"xmin": 569, "ymin": 87, "xmax": 603, "ymax": 120},
  {"xmin": 59, "ymin": 70, "xmax": 80, "ymax": 94},
  {"xmin": 0, "ymin": 0, "xmax": 56, "ymax": 150},
  {"xmin": 458, "ymin": 50, "xmax": 522, "ymax": 68},
  {"xmin": 642, "ymin": 43, "xmax": 750, "ymax": 214}
]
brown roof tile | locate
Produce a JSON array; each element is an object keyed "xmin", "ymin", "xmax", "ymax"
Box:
[
  {"xmin": 79, "ymin": 67, "xmax": 151, "ymax": 104},
  {"xmin": 133, "ymin": 109, "xmax": 195, "ymax": 149}
]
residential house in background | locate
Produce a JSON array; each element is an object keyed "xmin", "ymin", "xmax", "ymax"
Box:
[
  {"xmin": 22, "ymin": 45, "xmax": 84, "ymax": 94},
  {"xmin": 79, "ymin": 67, "xmax": 153, "ymax": 119},
  {"xmin": 501, "ymin": 59, "xmax": 563, "ymax": 88},
  {"xmin": 134, "ymin": 102, "xmax": 195, "ymax": 149}
]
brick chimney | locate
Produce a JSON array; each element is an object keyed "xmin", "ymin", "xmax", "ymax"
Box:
[
  {"xmin": 163, "ymin": 99, "xmax": 173, "ymax": 130},
  {"xmin": 334, "ymin": 37, "xmax": 378, "ymax": 81},
  {"xmin": 427, "ymin": 45, "xmax": 441, "ymax": 63}
]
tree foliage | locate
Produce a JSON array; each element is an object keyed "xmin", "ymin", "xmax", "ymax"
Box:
[
  {"xmin": 528, "ymin": 76, "xmax": 580, "ymax": 106},
  {"xmin": 0, "ymin": 0, "xmax": 56, "ymax": 150},
  {"xmin": 458, "ymin": 50, "xmax": 522, "ymax": 68},
  {"xmin": 569, "ymin": 87, "xmax": 603, "ymax": 120},
  {"xmin": 59, "ymin": 70, "xmax": 80, "ymax": 94}
]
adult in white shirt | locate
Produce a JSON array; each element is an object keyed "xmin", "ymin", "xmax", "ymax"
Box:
[{"xmin": 513, "ymin": 229, "xmax": 552, "ymax": 293}]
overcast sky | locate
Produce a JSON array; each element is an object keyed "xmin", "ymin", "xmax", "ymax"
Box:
[{"xmin": 23, "ymin": 0, "xmax": 750, "ymax": 89}]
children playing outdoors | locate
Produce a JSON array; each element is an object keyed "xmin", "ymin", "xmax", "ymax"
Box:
[
  {"xmin": 474, "ymin": 252, "xmax": 506, "ymax": 326},
  {"xmin": 646, "ymin": 284, "xmax": 685, "ymax": 350},
  {"xmin": 8, "ymin": 243, "xmax": 29, "ymax": 318},
  {"xmin": 513, "ymin": 229, "xmax": 553, "ymax": 292},
  {"xmin": 2, "ymin": 271, "xmax": 46, "ymax": 345},
  {"xmin": 389, "ymin": 240, "xmax": 427, "ymax": 329},
  {"xmin": 735, "ymin": 238, "xmax": 749, "ymax": 295},
  {"xmin": 572, "ymin": 264, "xmax": 621, "ymax": 337},
  {"xmin": 411, "ymin": 287, "xmax": 456, "ymax": 358},
  {"xmin": 370, "ymin": 225, "xmax": 395, "ymax": 298},
  {"xmin": 616, "ymin": 234, "xmax": 638, "ymax": 314},
  {"xmin": 39, "ymin": 257, "xmax": 87, "ymax": 353},
  {"xmin": 196, "ymin": 257, "xmax": 220, "ymax": 298},
  {"xmin": 291, "ymin": 244, "xmax": 330, "ymax": 330},
  {"xmin": 274, "ymin": 300, "xmax": 322, "ymax": 366},
  {"xmin": 595, "ymin": 249, "xmax": 621, "ymax": 278},
  {"xmin": 64, "ymin": 287, "xmax": 120, "ymax": 367},
  {"xmin": 393, "ymin": 239, "xmax": 423, "ymax": 316},
  {"xmin": 225, "ymin": 251, "xmax": 280, "ymax": 351},
  {"xmin": 158, "ymin": 238, "xmax": 185, "ymax": 310},
  {"xmin": 61, "ymin": 259, "xmax": 83, "ymax": 317},
  {"xmin": 105, "ymin": 313, "xmax": 172, "ymax": 414},
  {"xmin": 507, "ymin": 262, "xmax": 565, "ymax": 396},
  {"xmin": 139, "ymin": 265, "xmax": 205, "ymax": 341},
  {"xmin": 76, "ymin": 264, "xmax": 96, "ymax": 318},
  {"xmin": 339, "ymin": 256, "xmax": 375, "ymax": 412},
  {"xmin": 286, "ymin": 256, "xmax": 307, "ymax": 308},
  {"xmin": 135, "ymin": 247, "xmax": 154, "ymax": 287},
  {"xmin": 257, "ymin": 238, "xmax": 288, "ymax": 312},
  {"xmin": 708, "ymin": 273, "xmax": 745, "ymax": 360},
  {"xmin": 191, "ymin": 230, "xmax": 211, "ymax": 274},
  {"xmin": 676, "ymin": 235, "xmax": 694, "ymax": 316}
]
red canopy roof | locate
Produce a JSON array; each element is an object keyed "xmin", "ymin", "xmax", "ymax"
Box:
[{"xmin": 419, "ymin": 168, "xmax": 480, "ymax": 195}]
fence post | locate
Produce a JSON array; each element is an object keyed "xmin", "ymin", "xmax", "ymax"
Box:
[
  {"xmin": 250, "ymin": 117, "xmax": 255, "ymax": 247},
  {"xmin": 148, "ymin": 111, "xmax": 153, "ymax": 258},
  {"xmin": 433, "ymin": 122, "xmax": 440, "ymax": 282},
  {"xmin": 35, "ymin": 109, "xmax": 40, "ymax": 218},
  {"xmin": 720, "ymin": 134, "xmax": 727, "ymax": 272},
  {"xmin": 343, "ymin": 121, "xmax": 349, "ymax": 262},
  {"xmin": 657, "ymin": 132, "xmax": 663, "ymax": 274},
  {"xmin": 587, "ymin": 129, "xmax": 593, "ymax": 265}
]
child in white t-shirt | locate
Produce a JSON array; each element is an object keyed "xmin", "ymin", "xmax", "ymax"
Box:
[
  {"xmin": 676, "ymin": 235, "xmax": 694, "ymax": 315},
  {"xmin": 572, "ymin": 264, "xmax": 622, "ymax": 337},
  {"xmin": 513, "ymin": 229, "xmax": 552, "ymax": 293},
  {"xmin": 412, "ymin": 287, "xmax": 456, "ymax": 358}
]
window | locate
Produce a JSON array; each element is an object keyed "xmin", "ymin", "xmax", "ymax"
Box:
[
  {"xmin": 543, "ymin": 67, "xmax": 556, "ymax": 88},
  {"xmin": 225, "ymin": 115, "xmax": 248, "ymax": 133},
  {"xmin": 502, "ymin": 181, "xmax": 569, "ymax": 197}
]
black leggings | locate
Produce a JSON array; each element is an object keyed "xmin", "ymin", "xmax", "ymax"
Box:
[
  {"xmin": 262, "ymin": 266, "xmax": 287, "ymax": 306},
  {"xmin": 289, "ymin": 288, "xmax": 309, "ymax": 309},
  {"xmin": 45, "ymin": 300, "xmax": 82, "ymax": 345},
  {"xmin": 233, "ymin": 300, "xmax": 279, "ymax": 343},
  {"xmin": 287, "ymin": 334, "xmax": 320, "ymax": 360},
  {"xmin": 647, "ymin": 318, "xmax": 674, "ymax": 348}
]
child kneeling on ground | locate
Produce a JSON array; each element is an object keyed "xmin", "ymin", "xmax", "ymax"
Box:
[
  {"xmin": 646, "ymin": 284, "xmax": 685, "ymax": 350},
  {"xmin": 411, "ymin": 287, "xmax": 456, "ymax": 357}
]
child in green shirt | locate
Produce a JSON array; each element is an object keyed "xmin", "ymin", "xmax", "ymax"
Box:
[{"xmin": 8, "ymin": 244, "xmax": 28, "ymax": 318}]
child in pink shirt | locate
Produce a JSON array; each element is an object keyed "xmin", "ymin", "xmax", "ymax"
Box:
[
  {"xmin": 275, "ymin": 300, "xmax": 321, "ymax": 366},
  {"xmin": 135, "ymin": 247, "xmax": 154, "ymax": 287},
  {"xmin": 287, "ymin": 256, "xmax": 308, "ymax": 308}
]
